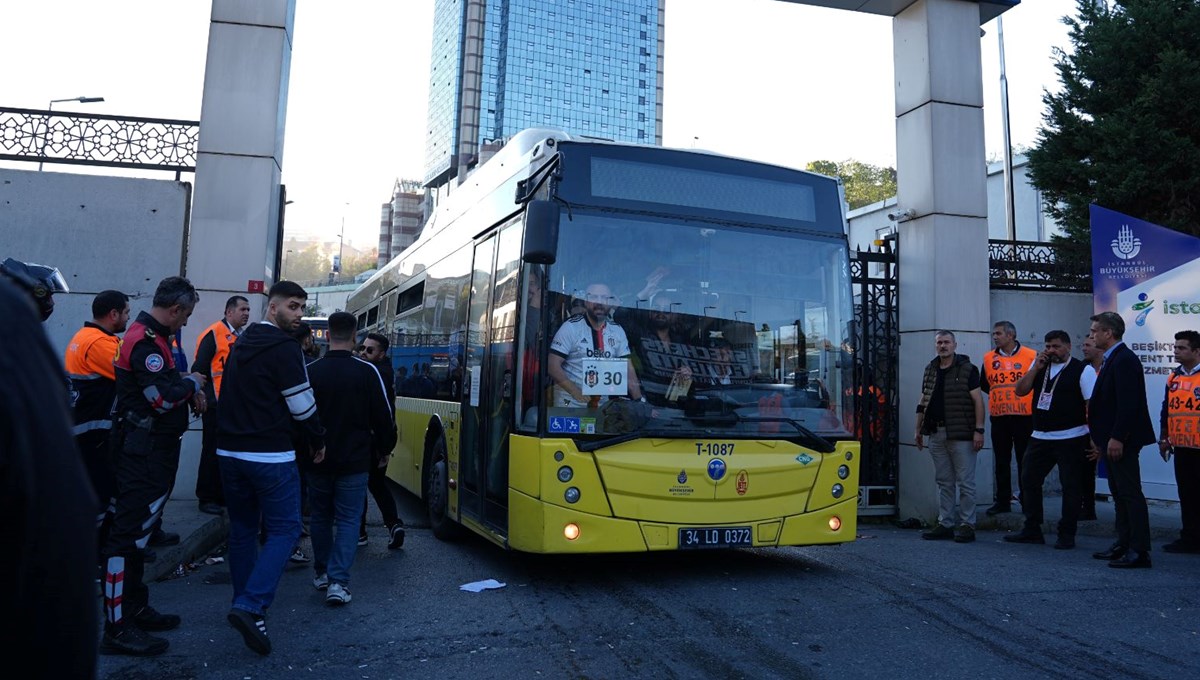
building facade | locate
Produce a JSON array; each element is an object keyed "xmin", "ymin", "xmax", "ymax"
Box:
[
  {"xmin": 423, "ymin": 0, "xmax": 665, "ymax": 188},
  {"xmin": 378, "ymin": 178, "xmax": 426, "ymax": 268}
]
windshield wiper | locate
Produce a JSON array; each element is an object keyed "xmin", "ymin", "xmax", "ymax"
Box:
[
  {"xmin": 577, "ymin": 429, "xmax": 680, "ymax": 452},
  {"xmin": 730, "ymin": 415, "xmax": 836, "ymax": 453}
]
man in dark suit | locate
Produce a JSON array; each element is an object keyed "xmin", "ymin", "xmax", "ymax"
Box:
[{"xmin": 1087, "ymin": 311, "xmax": 1156, "ymax": 568}]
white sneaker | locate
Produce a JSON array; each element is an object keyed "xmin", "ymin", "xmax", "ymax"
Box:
[
  {"xmin": 289, "ymin": 548, "xmax": 310, "ymax": 564},
  {"xmin": 326, "ymin": 582, "xmax": 351, "ymax": 605},
  {"xmin": 312, "ymin": 573, "xmax": 329, "ymax": 591}
]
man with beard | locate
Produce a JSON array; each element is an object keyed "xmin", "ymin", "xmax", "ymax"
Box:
[
  {"xmin": 64, "ymin": 290, "xmax": 130, "ymax": 541},
  {"xmin": 548, "ymin": 282, "xmax": 644, "ymax": 409},
  {"xmin": 1004, "ymin": 330, "xmax": 1096, "ymax": 549},
  {"xmin": 217, "ymin": 281, "xmax": 326, "ymax": 655}
]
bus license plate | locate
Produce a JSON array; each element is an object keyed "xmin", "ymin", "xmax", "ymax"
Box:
[{"xmin": 678, "ymin": 526, "xmax": 752, "ymax": 549}]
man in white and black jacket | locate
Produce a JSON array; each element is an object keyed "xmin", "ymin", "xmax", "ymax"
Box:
[
  {"xmin": 307, "ymin": 312, "xmax": 398, "ymax": 605},
  {"xmin": 1004, "ymin": 330, "xmax": 1095, "ymax": 550},
  {"xmin": 217, "ymin": 281, "xmax": 326, "ymax": 656}
]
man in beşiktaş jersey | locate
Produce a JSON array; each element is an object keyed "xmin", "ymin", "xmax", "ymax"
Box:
[{"xmin": 548, "ymin": 282, "xmax": 644, "ymax": 408}]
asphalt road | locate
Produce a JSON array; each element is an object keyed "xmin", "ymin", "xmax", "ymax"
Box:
[{"xmin": 97, "ymin": 502, "xmax": 1200, "ymax": 680}]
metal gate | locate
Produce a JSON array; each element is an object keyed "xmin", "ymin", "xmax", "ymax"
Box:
[{"xmin": 850, "ymin": 237, "xmax": 898, "ymax": 515}]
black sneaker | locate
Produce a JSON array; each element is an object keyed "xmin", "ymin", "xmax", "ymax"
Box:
[
  {"xmin": 1003, "ymin": 531, "xmax": 1046, "ymax": 544},
  {"xmin": 388, "ymin": 523, "xmax": 406, "ymax": 550},
  {"xmin": 358, "ymin": 532, "xmax": 369, "ymax": 547},
  {"xmin": 150, "ymin": 529, "xmax": 180, "ymax": 547},
  {"xmin": 1053, "ymin": 536, "xmax": 1076, "ymax": 550},
  {"xmin": 984, "ymin": 504, "xmax": 1011, "ymax": 516},
  {"xmin": 99, "ymin": 623, "xmax": 169, "ymax": 656},
  {"xmin": 953, "ymin": 524, "xmax": 976, "ymax": 543},
  {"xmin": 228, "ymin": 608, "xmax": 271, "ymax": 656},
  {"xmin": 133, "ymin": 605, "xmax": 181, "ymax": 632},
  {"xmin": 921, "ymin": 524, "xmax": 955, "ymax": 540},
  {"xmin": 198, "ymin": 501, "xmax": 225, "ymax": 515}
]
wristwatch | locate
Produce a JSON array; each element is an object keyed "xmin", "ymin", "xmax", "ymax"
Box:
[{"xmin": 974, "ymin": 427, "xmax": 985, "ymax": 434}]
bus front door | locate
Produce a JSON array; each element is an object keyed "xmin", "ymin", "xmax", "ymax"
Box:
[{"xmin": 460, "ymin": 224, "xmax": 520, "ymax": 535}]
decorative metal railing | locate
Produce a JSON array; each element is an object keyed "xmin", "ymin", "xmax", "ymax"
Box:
[
  {"xmin": 988, "ymin": 239, "xmax": 1091, "ymax": 292},
  {"xmin": 0, "ymin": 107, "xmax": 198, "ymax": 172}
]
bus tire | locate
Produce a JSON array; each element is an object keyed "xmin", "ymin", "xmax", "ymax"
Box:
[{"xmin": 426, "ymin": 434, "xmax": 461, "ymax": 541}]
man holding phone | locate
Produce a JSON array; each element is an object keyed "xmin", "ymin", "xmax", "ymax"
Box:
[
  {"xmin": 1159, "ymin": 330, "xmax": 1200, "ymax": 555},
  {"xmin": 1003, "ymin": 331, "xmax": 1095, "ymax": 549}
]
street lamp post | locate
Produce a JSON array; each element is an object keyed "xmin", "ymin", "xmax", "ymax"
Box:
[
  {"xmin": 39, "ymin": 96, "xmax": 104, "ymax": 171},
  {"xmin": 334, "ymin": 202, "xmax": 348, "ymax": 282}
]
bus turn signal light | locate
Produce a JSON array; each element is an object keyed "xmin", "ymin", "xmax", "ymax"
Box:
[
  {"xmin": 564, "ymin": 523, "xmax": 581, "ymax": 541},
  {"xmin": 829, "ymin": 516, "xmax": 842, "ymax": 532}
]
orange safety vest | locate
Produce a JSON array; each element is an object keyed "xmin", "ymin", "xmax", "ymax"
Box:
[
  {"xmin": 982, "ymin": 345, "xmax": 1037, "ymax": 417},
  {"xmin": 1166, "ymin": 370, "xmax": 1200, "ymax": 449},
  {"xmin": 64, "ymin": 325, "xmax": 119, "ymax": 381},
  {"xmin": 195, "ymin": 319, "xmax": 238, "ymax": 399}
]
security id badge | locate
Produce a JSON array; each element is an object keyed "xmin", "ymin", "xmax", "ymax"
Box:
[
  {"xmin": 1037, "ymin": 392, "xmax": 1053, "ymax": 411},
  {"xmin": 582, "ymin": 358, "xmax": 628, "ymax": 396}
]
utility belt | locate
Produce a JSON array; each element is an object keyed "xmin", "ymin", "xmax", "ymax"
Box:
[
  {"xmin": 110, "ymin": 411, "xmax": 173, "ymax": 457},
  {"xmin": 118, "ymin": 411, "xmax": 155, "ymax": 432}
]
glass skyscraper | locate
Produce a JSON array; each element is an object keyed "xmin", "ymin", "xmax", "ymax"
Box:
[{"xmin": 424, "ymin": 0, "xmax": 664, "ymax": 187}]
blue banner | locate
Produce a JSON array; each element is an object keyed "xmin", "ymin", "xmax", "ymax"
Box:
[{"xmin": 1091, "ymin": 205, "xmax": 1200, "ymax": 500}]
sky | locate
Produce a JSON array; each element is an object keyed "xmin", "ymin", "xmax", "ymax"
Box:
[{"xmin": 1, "ymin": 0, "xmax": 1079, "ymax": 254}]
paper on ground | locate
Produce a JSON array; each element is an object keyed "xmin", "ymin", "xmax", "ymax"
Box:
[{"xmin": 459, "ymin": 579, "xmax": 506, "ymax": 592}]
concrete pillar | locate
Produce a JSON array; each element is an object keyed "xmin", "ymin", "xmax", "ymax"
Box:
[
  {"xmin": 176, "ymin": 0, "xmax": 296, "ymax": 501},
  {"xmin": 893, "ymin": 0, "xmax": 992, "ymax": 523}
]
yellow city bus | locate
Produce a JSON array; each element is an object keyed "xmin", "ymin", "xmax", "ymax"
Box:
[{"xmin": 348, "ymin": 129, "xmax": 859, "ymax": 553}]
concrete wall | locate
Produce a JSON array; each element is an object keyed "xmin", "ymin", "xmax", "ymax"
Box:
[
  {"xmin": 0, "ymin": 168, "xmax": 190, "ymax": 354},
  {"xmin": 0, "ymin": 167, "xmax": 207, "ymax": 502}
]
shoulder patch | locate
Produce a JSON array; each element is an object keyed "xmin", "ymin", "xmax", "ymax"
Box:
[
  {"xmin": 145, "ymin": 353, "xmax": 165, "ymax": 373},
  {"xmin": 145, "ymin": 328, "xmax": 157, "ymax": 339}
]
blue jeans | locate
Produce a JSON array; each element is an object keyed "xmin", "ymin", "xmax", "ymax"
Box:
[
  {"xmin": 219, "ymin": 457, "xmax": 302, "ymax": 616},
  {"xmin": 308, "ymin": 471, "xmax": 369, "ymax": 586}
]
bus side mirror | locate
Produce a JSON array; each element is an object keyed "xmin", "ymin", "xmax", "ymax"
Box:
[{"xmin": 522, "ymin": 200, "xmax": 559, "ymax": 265}]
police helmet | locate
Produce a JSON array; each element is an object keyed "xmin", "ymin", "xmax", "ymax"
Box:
[{"xmin": 0, "ymin": 257, "xmax": 69, "ymax": 320}]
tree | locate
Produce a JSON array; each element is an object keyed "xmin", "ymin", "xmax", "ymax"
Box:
[
  {"xmin": 806, "ymin": 159, "xmax": 898, "ymax": 210},
  {"xmin": 342, "ymin": 249, "xmax": 378, "ymax": 280},
  {"xmin": 1027, "ymin": 0, "xmax": 1200, "ymax": 272},
  {"xmin": 283, "ymin": 246, "xmax": 330, "ymax": 284}
]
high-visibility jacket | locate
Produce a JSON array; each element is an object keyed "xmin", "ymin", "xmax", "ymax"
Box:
[
  {"xmin": 1165, "ymin": 369, "xmax": 1200, "ymax": 449},
  {"xmin": 63, "ymin": 322, "xmax": 120, "ymax": 436},
  {"xmin": 982, "ymin": 344, "xmax": 1037, "ymax": 417},
  {"xmin": 194, "ymin": 319, "xmax": 238, "ymax": 399}
]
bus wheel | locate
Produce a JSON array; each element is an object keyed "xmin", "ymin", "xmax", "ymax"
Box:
[{"xmin": 427, "ymin": 435, "xmax": 460, "ymax": 540}]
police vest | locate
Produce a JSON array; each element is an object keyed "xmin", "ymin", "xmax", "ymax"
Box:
[
  {"xmin": 196, "ymin": 319, "xmax": 237, "ymax": 398},
  {"xmin": 983, "ymin": 345, "xmax": 1037, "ymax": 417},
  {"xmin": 64, "ymin": 324, "xmax": 120, "ymax": 435},
  {"xmin": 1166, "ymin": 370, "xmax": 1200, "ymax": 449}
]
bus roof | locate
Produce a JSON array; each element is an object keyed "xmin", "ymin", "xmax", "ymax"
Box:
[{"xmin": 349, "ymin": 128, "xmax": 843, "ymax": 314}]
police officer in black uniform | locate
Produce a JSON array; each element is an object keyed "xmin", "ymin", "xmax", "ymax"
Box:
[
  {"xmin": 100, "ymin": 276, "xmax": 208, "ymax": 656},
  {"xmin": 0, "ymin": 258, "xmax": 99, "ymax": 678}
]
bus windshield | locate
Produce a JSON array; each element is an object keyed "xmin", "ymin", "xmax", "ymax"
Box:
[{"xmin": 518, "ymin": 210, "xmax": 853, "ymax": 442}]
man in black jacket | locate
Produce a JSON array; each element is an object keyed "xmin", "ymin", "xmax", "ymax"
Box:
[
  {"xmin": 217, "ymin": 281, "xmax": 326, "ymax": 655},
  {"xmin": 359, "ymin": 332, "xmax": 404, "ymax": 548},
  {"xmin": 1088, "ymin": 311, "xmax": 1156, "ymax": 569},
  {"xmin": 308, "ymin": 313, "xmax": 398, "ymax": 604}
]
